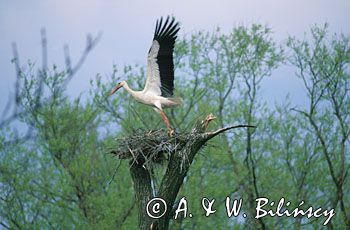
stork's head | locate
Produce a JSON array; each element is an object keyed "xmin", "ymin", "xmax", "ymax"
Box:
[{"xmin": 109, "ymin": 81, "xmax": 126, "ymax": 96}]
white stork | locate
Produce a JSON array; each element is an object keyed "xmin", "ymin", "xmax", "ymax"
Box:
[{"xmin": 109, "ymin": 16, "xmax": 182, "ymax": 136}]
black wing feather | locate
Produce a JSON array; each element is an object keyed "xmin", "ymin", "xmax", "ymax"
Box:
[{"xmin": 152, "ymin": 16, "xmax": 180, "ymax": 97}]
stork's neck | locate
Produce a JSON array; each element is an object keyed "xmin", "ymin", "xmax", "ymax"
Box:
[{"xmin": 123, "ymin": 81, "xmax": 140, "ymax": 98}]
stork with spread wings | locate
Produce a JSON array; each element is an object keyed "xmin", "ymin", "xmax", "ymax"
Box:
[{"xmin": 109, "ymin": 16, "xmax": 182, "ymax": 136}]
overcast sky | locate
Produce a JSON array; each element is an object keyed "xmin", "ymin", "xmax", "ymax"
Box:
[{"xmin": 1, "ymin": 0, "xmax": 350, "ymax": 111}]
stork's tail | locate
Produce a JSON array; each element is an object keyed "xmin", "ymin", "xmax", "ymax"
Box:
[{"xmin": 167, "ymin": 97, "xmax": 183, "ymax": 107}]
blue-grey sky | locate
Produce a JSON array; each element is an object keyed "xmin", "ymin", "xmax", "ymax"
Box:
[{"xmin": 1, "ymin": 0, "xmax": 350, "ymax": 111}]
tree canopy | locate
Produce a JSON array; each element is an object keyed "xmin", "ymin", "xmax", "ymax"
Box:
[{"xmin": 1, "ymin": 23, "xmax": 349, "ymax": 229}]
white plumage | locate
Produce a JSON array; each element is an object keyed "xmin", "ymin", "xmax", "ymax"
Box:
[{"xmin": 109, "ymin": 16, "xmax": 181, "ymax": 136}]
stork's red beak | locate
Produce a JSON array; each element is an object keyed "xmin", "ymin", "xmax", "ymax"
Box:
[{"xmin": 109, "ymin": 85, "xmax": 122, "ymax": 96}]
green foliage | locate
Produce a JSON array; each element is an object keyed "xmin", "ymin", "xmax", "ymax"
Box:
[{"xmin": 1, "ymin": 23, "xmax": 349, "ymax": 229}]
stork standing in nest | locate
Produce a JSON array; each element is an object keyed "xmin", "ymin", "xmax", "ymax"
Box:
[{"xmin": 110, "ymin": 16, "xmax": 182, "ymax": 137}]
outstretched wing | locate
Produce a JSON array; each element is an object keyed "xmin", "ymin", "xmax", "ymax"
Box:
[{"xmin": 144, "ymin": 16, "xmax": 180, "ymax": 97}]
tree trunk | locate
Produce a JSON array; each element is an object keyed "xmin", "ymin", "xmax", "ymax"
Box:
[
  {"xmin": 112, "ymin": 114, "xmax": 254, "ymax": 230},
  {"xmin": 130, "ymin": 159, "xmax": 154, "ymax": 229}
]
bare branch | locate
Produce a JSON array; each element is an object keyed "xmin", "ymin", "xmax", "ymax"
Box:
[
  {"xmin": 205, "ymin": 124, "xmax": 255, "ymax": 140},
  {"xmin": 63, "ymin": 32, "xmax": 102, "ymax": 87}
]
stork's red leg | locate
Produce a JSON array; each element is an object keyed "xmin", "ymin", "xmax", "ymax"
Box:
[
  {"xmin": 159, "ymin": 110, "xmax": 170, "ymax": 128},
  {"xmin": 159, "ymin": 110, "xmax": 174, "ymax": 137}
]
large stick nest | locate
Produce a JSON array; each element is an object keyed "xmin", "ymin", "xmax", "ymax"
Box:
[
  {"xmin": 109, "ymin": 114, "xmax": 254, "ymax": 165},
  {"xmin": 110, "ymin": 129, "xmax": 185, "ymax": 164}
]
